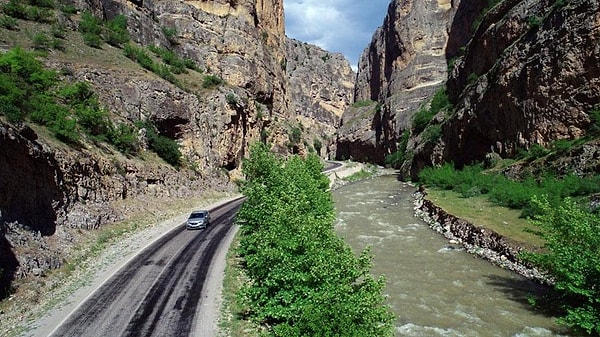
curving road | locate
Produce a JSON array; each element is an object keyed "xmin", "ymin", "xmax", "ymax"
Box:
[{"xmin": 48, "ymin": 198, "xmax": 244, "ymax": 337}]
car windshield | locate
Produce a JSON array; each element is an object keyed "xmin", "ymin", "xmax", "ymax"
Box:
[{"xmin": 189, "ymin": 212, "xmax": 205, "ymax": 219}]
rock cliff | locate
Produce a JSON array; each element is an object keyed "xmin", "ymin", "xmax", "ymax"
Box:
[
  {"xmin": 434, "ymin": 0, "xmax": 600, "ymax": 169},
  {"xmin": 337, "ymin": 0, "xmax": 600, "ymax": 179},
  {"xmin": 337, "ymin": 0, "xmax": 456, "ymax": 164},
  {"xmin": 285, "ymin": 38, "xmax": 355, "ymax": 158}
]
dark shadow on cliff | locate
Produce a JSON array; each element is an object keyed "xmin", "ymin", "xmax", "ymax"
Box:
[
  {"xmin": 0, "ymin": 222, "xmax": 18, "ymax": 300},
  {"xmin": 0, "ymin": 125, "xmax": 63, "ymax": 236}
]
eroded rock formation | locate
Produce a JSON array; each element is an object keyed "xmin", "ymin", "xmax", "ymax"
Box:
[
  {"xmin": 285, "ymin": 38, "xmax": 355, "ymax": 158},
  {"xmin": 337, "ymin": 0, "xmax": 456, "ymax": 164}
]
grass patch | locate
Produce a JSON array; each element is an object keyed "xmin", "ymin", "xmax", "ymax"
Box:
[
  {"xmin": 425, "ymin": 188, "xmax": 545, "ymax": 250},
  {"xmin": 342, "ymin": 165, "xmax": 378, "ymax": 182},
  {"xmin": 219, "ymin": 231, "xmax": 261, "ymax": 337}
]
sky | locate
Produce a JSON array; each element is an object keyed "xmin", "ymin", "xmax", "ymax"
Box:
[{"xmin": 284, "ymin": 0, "xmax": 391, "ymax": 71}]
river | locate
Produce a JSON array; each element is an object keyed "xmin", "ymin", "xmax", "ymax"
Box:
[{"xmin": 332, "ymin": 174, "xmax": 572, "ymax": 337}]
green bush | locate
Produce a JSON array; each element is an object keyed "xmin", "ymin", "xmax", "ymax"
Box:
[
  {"xmin": 422, "ymin": 124, "xmax": 442, "ymax": 144},
  {"xmin": 288, "ymin": 126, "xmax": 301, "ymax": 145},
  {"xmin": 313, "ymin": 138, "xmax": 322, "ymax": 154},
  {"xmin": 420, "ymin": 162, "xmax": 600, "ymax": 218},
  {"xmin": 2, "ymin": 0, "xmax": 27, "ymax": 19},
  {"xmin": 109, "ymin": 123, "xmax": 139, "ymax": 155},
  {"xmin": 202, "ymin": 74, "xmax": 224, "ymax": 88},
  {"xmin": 161, "ymin": 26, "xmax": 178, "ymax": 44},
  {"xmin": 82, "ymin": 31, "xmax": 102, "ymax": 48},
  {"xmin": 412, "ymin": 88, "xmax": 451, "ymax": 133},
  {"xmin": 29, "ymin": 0, "xmax": 55, "ymax": 9},
  {"xmin": 0, "ymin": 14, "xmax": 18, "ymax": 29},
  {"xmin": 352, "ymin": 100, "xmax": 375, "ymax": 108},
  {"xmin": 104, "ymin": 14, "xmax": 129, "ymax": 47},
  {"xmin": 79, "ymin": 10, "xmax": 103, "ymax": 47},
  {"xmin": 236, "ymin": 143, "xmax": 395, "ymax": 336},
  {"xmin": 32, "ymin": 32, "xmax": 50, "ymax": 51},
  {"xmin": 385, "ymin": 130, "xmax": 410, "ymax": 168},
  {"xmin": 527, "ymin": 15, "xmax": 542, "ymax": 29},
  {"xmin": 0, "ymin": 47, "xmax": 57, "ymax": 122},
  {"xmin": 60, "ymin": 3, "xmax": 76, "ymax": 15},
  {"xmin": 522, "ymin": 197, "xmax": 600, "ymax": 335},
  {"xmin": 145, "ymin": 124, "xmax": 181, "ymax": 167}
]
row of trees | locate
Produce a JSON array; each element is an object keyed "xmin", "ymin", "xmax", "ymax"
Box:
[{"xmin": 235, "ymin": 143, "xmax": 395, "ymax": 336}]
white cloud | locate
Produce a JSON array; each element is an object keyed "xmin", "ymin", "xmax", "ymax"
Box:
[{"xmin": 284, "ymin": 0, "xmax": 390, "ymax": 70}]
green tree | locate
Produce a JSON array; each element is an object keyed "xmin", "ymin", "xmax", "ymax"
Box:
[
  {"xmin": 523, "ymin": 197, "xmax": 600, "ymax": 335},
  {"xmin": 236, "ymin": 143, "xmax": 395, "ymax": 336}
]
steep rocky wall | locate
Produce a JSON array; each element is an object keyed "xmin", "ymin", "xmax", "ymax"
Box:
[
  {"xmin": 285, "ymin": 38, "xmax": 355, "ymax": 158},
  {"xmin": 0, "ymin": 121, "xmax": 234, "ymax": 286},
  {"xmin": 337, "ymin": 0, "xmax": 456, "ymax": 164},
  {"xmin": 417, "ymin": 0, "xmax": 600, "ymax": 169},
  {"xmin": 90, "ymin": 0, "xmax": 293, "ymax": 162}
]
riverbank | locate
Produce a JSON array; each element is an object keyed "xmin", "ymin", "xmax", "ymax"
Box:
[{"xmin": 413, "ymin": 190, "xmax": 549, "ymax": 283}]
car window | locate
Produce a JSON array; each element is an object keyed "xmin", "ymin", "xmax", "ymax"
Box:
[{"xmin": 190, "ymin": 212, "xmax": 205, "ymax": 218}]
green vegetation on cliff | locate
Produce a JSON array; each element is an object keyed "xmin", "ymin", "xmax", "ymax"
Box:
[
  {"xmin": 234, "ymin": 143, "xmax": 395, "ymax": 336},
  {"xmin": 0, "ymin": 47, "xmax": 182, "ymax": 166}
]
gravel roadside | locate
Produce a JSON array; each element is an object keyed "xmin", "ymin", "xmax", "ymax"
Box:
[{"xmin": 9, "ymin": 193, "xmax": 240, "ymax": 337}]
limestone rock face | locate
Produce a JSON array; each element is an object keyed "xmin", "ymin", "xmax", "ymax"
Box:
[
  {"xmin": 285, "ymin": 38, "xmax": 355, "ymax": 158},
  {"xmin": 434, "ymin": 0, "xmax": 600, "ymax": 168},
  {"xmin": 337, "ymin": 0, "xmax": 456, "ymax": 163},
  {"xmin": 96, "ymin": 0, "xmax": 292, "ymax": 167}
]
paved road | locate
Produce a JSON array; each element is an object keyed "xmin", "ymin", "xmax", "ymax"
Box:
[{"xmin": 48, "ymin": 198, "xmax": 244, "ymax": 337}]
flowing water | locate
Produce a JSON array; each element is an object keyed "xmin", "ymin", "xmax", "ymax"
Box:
[{"xmin": 333, "ymin": 175, "xmax": 572, "ymax": 337}]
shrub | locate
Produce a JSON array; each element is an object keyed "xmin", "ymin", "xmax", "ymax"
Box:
[
  {"xmin": 109, "ymin": 123, "xmax": 139, "ymax": 155},
  {"xmin": 422, "ymin": 124, "xmax": 442, "ymax": 144},
  {"xmin": 161, "ymin": 26, "xmax": 178, "ymax": 44},
  {"xmin": 527, "ymin": 15, "xmax": 542, "ymax": 29},
  {"xmin": 352, "ymin": 99, "xmax": 375, "ymax": 108},
  {"xmin": 522, "ymin": 197, "xmax": 600, "ymax": 335},
  {"xmin": 29, "ymin": 0, "xmax": 55, "ymax": 9},
  {"xmin": 82, "ymin": 31, "xmax": 102, "ymax": 48},
  {"xmin": 0, "ymin": 47, "xmax": 58, "ymax": 122},
  {"xmin": 60, "ymin": 3, "xmax": 76, "ymax": 15},
  {"xmin": 79, "ymin": 10, "xmax": 103, "ymax": 47},
  {"xmin": 202, "ymin": 74, "xmax": 224, "ymax": 88},
  {"xmin": 104, "ymin": 14, "xmax": 129, "ymax": 47},
  {"xmin": 412, "ymin": 88, "xmax": 451, "ymax": 133},
  {"xmin": 0, "ymin": 14, "xmax": 18, "ymax": 29},
  {"xmin": 412, "ymin": 107, "xmax": 433, "ymax": 133},
  {"xmin": 26, "ymin": 4, "xmax": 54, "ymax": 22},
  {"xmin": 313, "ymin": 138, "xmax": 322, "ymax": 154},
  {"xmin": 288, "ymin": 126, "xmax": 301, "ymax": 145},
  {"xmin": 2, "ymin": 0, "xmax": 27, "ymax": 19},
  {"xmin": 385, "ymin": 130, "xmax": 410, "ymax": 168},
  {"xmin": 145, "ymin": 124, "xmax": 181, "ymax": 167},
  {"xmin": 51, "ymin": 22, "xmax": 67, "ymax": 38},
  {"xmin": 32, "ymin": 32, "xmax": 50, "ymax": 51},
  {"xmin": 183, "ymin": 58, "xmax": 201, "ymax": 72}
]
